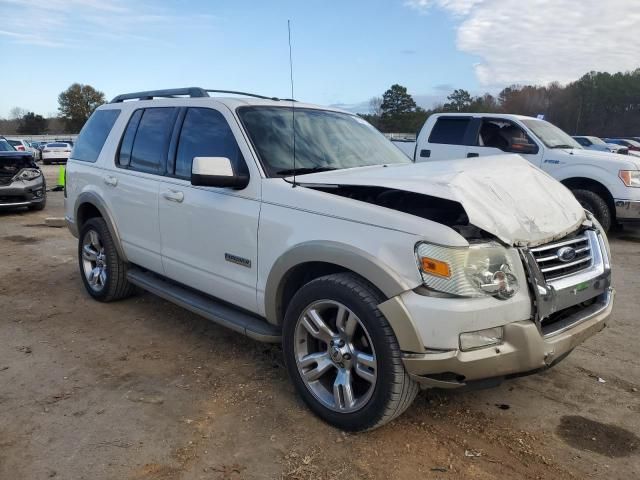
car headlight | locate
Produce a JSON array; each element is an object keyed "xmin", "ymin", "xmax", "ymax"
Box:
[
  {"xmin": 12, "ymin": 168, "xmax": 42, "ymax": 182},
  {"xmin": 415, "ymin": 242, "xmax": 519, "ymax": 299},
  {"xmin": 619, "ymin": 170, "xmax": 640, "ymax": 187}
]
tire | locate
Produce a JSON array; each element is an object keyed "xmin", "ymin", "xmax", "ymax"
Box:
[
  {"xmin": 43, "ymin": 160, "xmax": 50, "ymax": 165},
  {"xmin": 282, "ymin": 273, "xmax": 419, "ymax": 431},
  {"xmin": 572, "ymin": 189, "xmax": 612, "ymax": 231},
  {"xmin": 78, "ymin": 217, "xmax": 135, "ymax": 302}
]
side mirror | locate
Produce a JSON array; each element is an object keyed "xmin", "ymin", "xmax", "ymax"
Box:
[
  {"xmin": 191, "ymin": 156, "xmax": 249, "ymax": 189},
  {"xmin": 509, "ymin": 142, "xmax": 538, "ymax": 155}
]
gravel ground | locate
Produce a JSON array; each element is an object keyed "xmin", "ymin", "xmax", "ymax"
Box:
[{"xmin": 0, "ymin": 165, "xmax": 638, "ymax": 479}]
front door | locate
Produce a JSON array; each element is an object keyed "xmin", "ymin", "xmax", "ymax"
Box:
[{"xmin": 158, "ymin": 107, "xmax": 260, "ymax": 312}]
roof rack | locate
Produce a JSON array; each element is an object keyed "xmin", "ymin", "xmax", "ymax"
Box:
[{"xmin": 110, "ymin": 87, "xmax": 296, "ymax": 103}]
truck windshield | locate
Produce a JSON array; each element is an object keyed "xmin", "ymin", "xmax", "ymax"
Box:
[
  {"xmin": 237, "ymin": 106, "xmax": 410, "ymax": 177},
  {"xmin": 521, "ymin": 120, "xmax": 582, "ymax": 149}
]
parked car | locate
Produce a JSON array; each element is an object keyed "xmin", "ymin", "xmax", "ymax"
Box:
[
  {"xmin": 65, "ymin": 88, "xmax": 613, "ymax": 431},
  {"xmin": 0, "ymin": 148, "xmax": 46, "ymax": 210},
  {"xmin": 6, "ymin": 139, "xmax": 31, "ymax": 152},
  {"xmin": 393, "ymin": 113, "xmax": 640, "ymax": 231},
  {"xmin": 573, "ymin": 136, "xmax": 628, "ymax": 154},
  {"xmin": 605, "ymin": 138, "xmax": 640, "ymax": 152},
  {"xmin": 42, "ymin": 142, "xmax": 72, "ymax": 164}
]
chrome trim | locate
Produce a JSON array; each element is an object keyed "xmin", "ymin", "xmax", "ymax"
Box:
[
  {"xmin": 0, "ymin": 201, "xmax": 31, "ymax": 207},
  {"xmin": 529, "ymin": 234, "xmax": 589, "ymax": 253},
  {"xmin": 543, "ymin": 288, "xmax": 614, "ymax": 338},
  {"xmin": 540, "ymin": 255, "xmax": 592, "ymax": 273}
]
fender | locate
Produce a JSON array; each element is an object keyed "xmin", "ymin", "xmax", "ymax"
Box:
[
  {"xmin": 74, "ymin": 191, "xmax": 128, "ymax": 261},
  {"xmin": 264, "ymin": 240, "xmax": 413, "ymax": 325}
]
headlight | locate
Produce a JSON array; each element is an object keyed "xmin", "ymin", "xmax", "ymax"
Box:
[
  {"xmin": 415, "ymin": 242, "xmax": 519, "ymax": 299},
  {"xmin": 12, "ymin": 168, "xmax": 42, "ymax": 182},
  {"xmin": 619, "ymin": 170, "xmax": 640, "ymax": 187}
]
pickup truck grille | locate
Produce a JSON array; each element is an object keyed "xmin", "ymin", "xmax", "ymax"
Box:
[{"xmin": 529, "ymin": 233, "xmax": 593, "ymax": 281}]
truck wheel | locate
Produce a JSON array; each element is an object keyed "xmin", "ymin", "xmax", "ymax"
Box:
[
  {"xmin": 282, "ymin": 273, "xmax": 419, "ymax": 431},
  {"xmin": 78, "ymin": 217, "xmax": 135, "ymax": 302},
  {"xmin": 572, "ymin": 189, "xmax": 612, "ymax": 231}
]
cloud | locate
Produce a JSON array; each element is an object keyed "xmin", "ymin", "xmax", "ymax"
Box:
[{"xmin": 407, "ymin": 0, "xmax": 640, "ymax": 86}]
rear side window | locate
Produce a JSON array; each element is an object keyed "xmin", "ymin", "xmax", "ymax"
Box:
[
  {"xmin": 118, "ymin": 108, "xmax": 177, "ymax": 174},
  {"xmin": 174, "ymin": 108, "xmax": 246, "ymax": 179},
  {"xmin": 428, "ymin": 118, "xmax": 471, "ymax": 145},
  {"xmin": 73, "ymin": 109, "xmax": 120, "ymax": 162}
]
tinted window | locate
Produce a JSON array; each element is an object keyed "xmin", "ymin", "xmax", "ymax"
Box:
[
  {"xmin": 73, "ymin": 109, "xmax": 120, "ymax": 162},
  {"xmin": 0, "ymin": 140, "xmax": 14, "ymax": 151},
  {"xmin": 128, "ymin": 108, "xmax": 177, "ymax": 174},
  {"xmin": 574, "ymin": 137, "xmax": 589, "ymax": 146},
  {"xmin": 118, "ymin": 109, "xmax": 143, "ymax": 167},
  {"xmin": 48, "ymin": 143, "xmax": 70, "ymax": 148},
  {"xmin": 428, "ymin": 118, "xmax": 471, "ymax": 145},
  {"xmin": 175, "ymin": 108, "xmax": 246, "ymax": 178},
  {"xmin": 8, "ymin": 140, "xmax": 20, "ymax": 147}
]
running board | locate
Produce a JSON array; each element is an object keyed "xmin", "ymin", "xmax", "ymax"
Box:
[{"xmin": 126, "ymin": 269, "xmax": 281, "ymax": 343}]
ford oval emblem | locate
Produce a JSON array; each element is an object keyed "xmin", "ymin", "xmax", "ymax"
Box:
[{"xmin": 557, "ymin": 246, "xmax": 577, "ymax": 263}]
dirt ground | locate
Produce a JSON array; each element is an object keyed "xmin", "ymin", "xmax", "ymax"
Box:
[{"xmin": 1, "ymin": 165, "xmax": 638, "ymax": 480}]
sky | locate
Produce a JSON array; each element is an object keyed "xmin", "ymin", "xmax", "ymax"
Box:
[{"xmin": 1, "ymin": 0, "xmax": 639, "ymax": 118}]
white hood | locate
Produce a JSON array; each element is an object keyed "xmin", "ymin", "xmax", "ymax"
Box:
[{"xmin": 295, "ymin": 155, "xmax": 585, "ymax": 247}]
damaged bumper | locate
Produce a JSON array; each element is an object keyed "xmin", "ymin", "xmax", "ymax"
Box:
[
  {"xmin": 0, "ymin": 178, "xmax": 46, "ymax": 208},
  {"xmin": 401, "ymin": 288, "xmax": 613, "ymax": 388},
  {"xmin": 614, "ymin": 199, "xmax": 640, "ymax": 222}
]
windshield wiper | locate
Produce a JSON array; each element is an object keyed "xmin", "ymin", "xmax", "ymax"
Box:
[
  {"xmin": 276, "ymin": 166, "xmax": 337, "ymax": 176},
  {"xmin": 550, "ymin": 144, "xmax": 575, "ymax": 149}
]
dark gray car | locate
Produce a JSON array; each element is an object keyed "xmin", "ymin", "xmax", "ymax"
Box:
[{"xmin": 0, "ymin": 143, "xmax": 47, "ymax": 211}]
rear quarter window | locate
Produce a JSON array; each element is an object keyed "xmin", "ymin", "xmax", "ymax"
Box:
[
  {"xmin": 72, "ymin": 109, "xmax": 121, "ymax": 162},
  {"xmin": 428, "ymin": 118, "xmax": 471, "ymax": 145}
]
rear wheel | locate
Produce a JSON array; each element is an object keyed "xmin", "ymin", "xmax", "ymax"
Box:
[
  {"xmin": 572, "ymin": 189, "xmax": 612, "ymax": 231},
  {"xmin": 282, "ymin": 273, "xmax": 418, "ymax": 431},
  {"xmin": 78, "ymin": 217, "xmax": 135, "ymax": 302}
]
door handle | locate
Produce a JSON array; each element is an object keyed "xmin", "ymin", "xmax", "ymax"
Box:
[
  {"xmin": 162, "ymin": 190, "xmax": 184, "ymax": 203},
  {"xmin": 467, "ymin": 152, "xmax": 479, "ymax": 158},
  {"xmin": 103, "ymin": 175, "xmax": 118, "ymax": 187}
]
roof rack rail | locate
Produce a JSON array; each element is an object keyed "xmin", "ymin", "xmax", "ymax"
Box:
[
  {"xmin": 109, "ymin": 87, "xmax": 296, "ymax": 103},
  {"xmin": 110, "ymin": 87, "xmax": 209, "ymax": 103}
]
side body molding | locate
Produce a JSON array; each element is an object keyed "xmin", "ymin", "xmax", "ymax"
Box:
[
  {"xmin": 264, "ymin": 241, "xmax": 413, "ymax": 325},
  {"xmin": 73, "ymin": 191, "xmax": 128, "ymax": 262}
]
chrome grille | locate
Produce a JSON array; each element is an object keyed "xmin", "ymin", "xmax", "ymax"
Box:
[{"xmin": 530, "ymin": 232, "xmax": 593, "ymax": 281}]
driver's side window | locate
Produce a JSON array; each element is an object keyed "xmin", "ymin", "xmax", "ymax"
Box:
[{"xmin": 477, "ymin": 119, "xmax": 536, "ymax": 153}]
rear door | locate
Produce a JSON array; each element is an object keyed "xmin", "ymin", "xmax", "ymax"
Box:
[
  {"xmin": 158, "ymin": 106, "xmax": 260, "ymax": 312},
  {"xmin": 418, "ymin": 116, "xmax": 472, "ymax": 161},
  {"xmin": 106, "ymin": 107, "xmax": 178, "ymax": 273}
]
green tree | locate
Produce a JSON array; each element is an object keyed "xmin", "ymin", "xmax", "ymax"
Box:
[
  {"xmin": 58, "ymin": 83, "xmax": 106, "ymax": 133},
  {"xmin": 380, "ymin": 84, "xmax": 417, "ymax": 117},
  {"xmin": 443, "ymin": 89, "xmax": 473, "ymax": 112},
  {"xmin": 17, "ymin": 112, "xmax": 48, "ymax": 135}
]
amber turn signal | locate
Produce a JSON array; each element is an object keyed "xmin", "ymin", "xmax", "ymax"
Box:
[{"xmin": 420, "ymin": 257, "xmax": 451, "ymax": 278}]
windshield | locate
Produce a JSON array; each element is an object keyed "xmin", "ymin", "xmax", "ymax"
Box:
[
  {"xmin": 521, "ymin": 120, "xmax": 582, "ymax": 149},
  {"xmin": 237, "ymin": 106, "xmax": 410, "ymax": 177},
  {"xmin": 0, "ymin": 140, "xmax": 15, "ymax": 151},
  {"xmin": 588, "ymin": 137, "xmax": 607, "ymax": 146}
]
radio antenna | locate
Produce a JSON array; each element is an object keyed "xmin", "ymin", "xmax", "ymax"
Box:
[{"xmin": 288, "ymin": 19, "xmax": 297, "ymax": 187}]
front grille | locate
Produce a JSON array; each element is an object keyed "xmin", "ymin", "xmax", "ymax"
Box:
[
  {"xmin": 530, "ymin": 232, "xmax": 593, "ymax": 281},
  {"xmin": 0, "ymin": 195, "xmax": 26, "ymax": 204}
]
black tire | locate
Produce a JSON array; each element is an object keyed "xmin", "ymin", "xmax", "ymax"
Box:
[
  {"xmin": 572, "ymin": 189, "xmax": 612, "ymax": 231},
  {"xmin": 78, "ymin": 217, "xmax": 135, "ymax": 302},
  {"xmin": 282, "ymin": 273, "xmax": 419, "ymax": 431}
]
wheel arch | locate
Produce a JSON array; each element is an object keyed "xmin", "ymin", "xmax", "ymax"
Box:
[
  {"xmin": 264, "ymin": 241, "xmax": 412, "ymax": 326},
  {"xmin": 560, "ymin": 177, "xmax": 616, "ymax": 219},
  {"xmin": 74, "ymin": 192, "xmax": 128, "ymax": 261}
]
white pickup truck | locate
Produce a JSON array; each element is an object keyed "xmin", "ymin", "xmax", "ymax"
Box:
[
  {"xmin": 66, "ymin": 91, "xmax": 613, "ymax": 431},
  {"xmin": 393, "ymin": 113, "xmax": 640, "ymax": 231}
]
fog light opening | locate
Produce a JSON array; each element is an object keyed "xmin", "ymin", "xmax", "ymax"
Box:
[{"xmin": 459, "ymin": 327, "xmax": 504, "ymax": 352}]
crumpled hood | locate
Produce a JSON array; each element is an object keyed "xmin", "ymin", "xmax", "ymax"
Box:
[
  {"xmin": 0, "ymin": 151, "xmax": 37, "ymax": 176},
  {"xmin": 294, "ymin": 155, "xmax": 585, "ymax": 247}
]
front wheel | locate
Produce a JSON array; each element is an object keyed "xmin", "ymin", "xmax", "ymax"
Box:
[
  {"xmin": 282, "ymin": 273, "xmax": 418, "ymax": 431},
  {"xmin": 572, "ymin": 189, "xmax": 612, "ymax": 231}
]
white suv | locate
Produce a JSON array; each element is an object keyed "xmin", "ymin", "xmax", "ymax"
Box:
[{"xmin": 65, "ymin": 88, "xmax": 614, "ymax": 431}]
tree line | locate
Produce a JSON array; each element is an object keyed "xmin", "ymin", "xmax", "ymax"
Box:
[
  {"xmin": 0, "ymin": 83, "xmax": 105, "ymax": 136},
  {"xmin": 361, "ymin": 69, "xmax": 640, "ymax": 136}
]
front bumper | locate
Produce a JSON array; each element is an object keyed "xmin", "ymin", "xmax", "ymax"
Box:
[
  {"xmin": 614, "ymin": 199, "xmax": 640, "ymax": 221},
  {"xmin": 402, "ymin": 288, "xmax": 613, "ymax": 388},
  {"xmin": 0, "ymin": 179, "xmax": 46, "ymax": 207}
]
